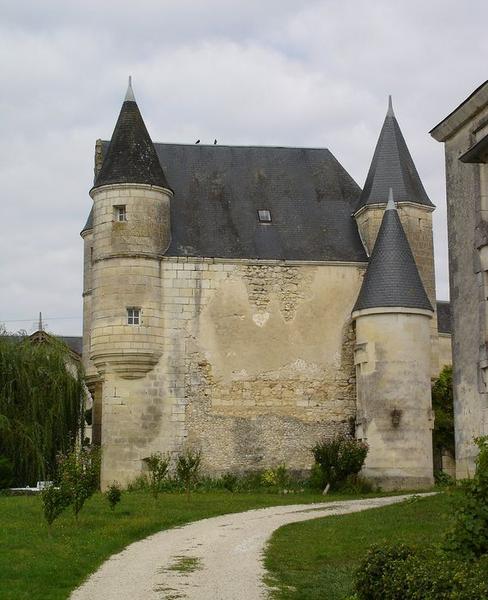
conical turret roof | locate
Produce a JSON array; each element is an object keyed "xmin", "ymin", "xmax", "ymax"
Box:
[
  {"xmin": 353, "ymin": 189, "xmax": 433, "ymax": 313},
  {"xmin": 356, "ymin": 97, "xmax": 433, "ymax": 210},
  {"xmin": 81, "ymin": 206, "xmax": 93, "ymax": 234},
  {"xmin": 92, "ymin": 78, "xmax": 170, "ymax": 190}
]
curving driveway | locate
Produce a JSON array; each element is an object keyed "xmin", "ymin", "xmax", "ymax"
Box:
[{"xmin": 70, "ymin": 494, "xmax": 428, "ymax": 600}]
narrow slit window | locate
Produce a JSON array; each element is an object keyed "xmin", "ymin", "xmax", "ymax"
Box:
[
  {"xmin": 127, "ymin": 307, "xmax": 140, "ymax": 325},
  {"xmin": 257, "ymin": 209, "xmax": 272, "ymax": 223},
  {"xmin": 115, "ymin": 205, "xmax": 127, "ymax": 222}
]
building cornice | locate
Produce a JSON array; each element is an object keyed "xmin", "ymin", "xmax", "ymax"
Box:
[
  {"xmin": 352, "ymin": 306, "xmax": 433, "ymax": 319},
  {"xmin": 353, "ymin": 201, "xmax": 434, "ymax": 219},
  {"xmin": 89, "ymin": 182, "xmax": 174, "ymax": 199},
  {"xmin": 430, "ymin": 80, "xmax": 488, "ymax": 141}
]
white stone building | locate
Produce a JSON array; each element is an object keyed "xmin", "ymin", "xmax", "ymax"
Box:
[{"xmin": 431, "ymin": 80, "xmax": 488, "ymax": 478}]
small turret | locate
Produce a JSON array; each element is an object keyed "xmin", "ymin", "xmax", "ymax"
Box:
[{"xmin": 352, "ymin": 190, "xmax": 434, "ymax": 490}]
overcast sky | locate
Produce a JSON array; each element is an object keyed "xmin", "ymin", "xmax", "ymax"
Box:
[{"xmin": 1, "ymin": 0, "xmax": 486, "ymax": 336}]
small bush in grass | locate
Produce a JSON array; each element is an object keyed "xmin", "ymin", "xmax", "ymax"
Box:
[
  {"xmin": 176, "ymin": 449, "xmax": 201, "ymax": 499},
  {"xmin": 261, "ymin": 464, "xmax": 291, "ymax": 491},
  {"xmin": 354, "ymin": 544, "xmax": 415, "ymax": 599},
  {"xmin": 220, "ymin": 472, "xmax": 238, "ymax": 492},
  {"xmin": 338, "ymin": 474, "xmax": 375, "ymax": 494},
  {"xmin": 142, "ymin": 452, "xmax": 170, "ymax": 499},
  {"xmin": 104, "ymin": 482, "xmax": 122, "ymax": 511},
  {"xmin": 59, "ymin": 446, "xmax": 101, "ymax": 520},
  {"xmin": 127, "ymin": 474, "xmax": 149, "ymax": 492},
  {"xmin": 311, "ymin": 435, "xmax": 368, "ymax": 490},
  {"xmin": 434, "ymin": 469, "xmax": 455, "ymax": 488},
  {"xmin": 41, "ymin": 483, "xmax": 69, "ymax": 527}
]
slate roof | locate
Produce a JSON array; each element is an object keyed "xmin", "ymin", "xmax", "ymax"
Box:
[
  {"xmin": 353, "ymin": 191, "xmax": 433, "ymax": 312},
  {"xmin": 92, "ymin": 141, "xmax": 368, "ymax": 262},
  {"xmin": 436, "ymin": 301, "xmax": 452, "ymax": 334},
  {"xmin": 92, "ymin": 85, "xmax": 170, "ymax": 191},
  {"xmin": 357, "ymin": 98, "xmax": 434, "ymax": 210},
  {"xmin": 81, "ymin": 207, "xmax": 93, "ymax": 234},
  {"xmin": 59, "ymin": 336, "xmax": 83, "ymax": 355}
]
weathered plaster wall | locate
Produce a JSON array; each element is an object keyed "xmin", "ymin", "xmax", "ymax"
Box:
[
  {"xmin": 354, "ymin": 310, "xmax": 434, "ymax": 489},
  {"xmin": 442, "ymin": 108, "xmax": 488, "ymax": 477},
  {"xmin": 95, "ymin": 258, "xmax": 365, "ymax": 487}
]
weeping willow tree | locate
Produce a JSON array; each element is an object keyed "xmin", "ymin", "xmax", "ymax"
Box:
[{"xmin": 0, "ymin": 331, "xmax": 85, "ymax": 486}]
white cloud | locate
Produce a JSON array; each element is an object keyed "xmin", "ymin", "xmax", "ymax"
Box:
[{"xmin": 1, "ymin": 0, "xmax": 487, "ymax": 334}]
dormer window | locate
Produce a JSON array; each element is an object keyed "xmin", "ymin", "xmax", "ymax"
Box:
[
  {"xmin": 115, "ymin": 205, "xmax": 127, "ymax": 222},
  {"xmin": 257, "ymin": 209, "xmax": 272, "ymax": 223},
  {"xmin": 127, "ymin": 307, "xmax": 140, "ymax": 325}
]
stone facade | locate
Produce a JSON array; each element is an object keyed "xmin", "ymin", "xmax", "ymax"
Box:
[
  {"xmin": 84, "ymin": 252, "xmax": 365, "ymax": 486},
  {"xmin": 431, "ymin": 81, "xmax": 488, "ymax": 477}
]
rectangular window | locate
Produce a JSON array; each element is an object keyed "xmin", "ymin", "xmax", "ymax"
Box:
[
  {"xmin": 257, "ymin": 209, "xmax": 272, "ymax": 223},
  {"xmin": 115, "ymin": 205, "xmax": 127, "ymax": 222},
  {"xmin": 127, "ymin": 307, "xmax": 140, "ymax": 325}
]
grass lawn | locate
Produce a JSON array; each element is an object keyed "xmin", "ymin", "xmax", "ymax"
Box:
[
  {"xmin": 264, "ymin": 493, "xmax": 451, "ymax": 600},
  {"xmin": 0, "ymin": 489, "xmax": 380, "ymax": 600}
]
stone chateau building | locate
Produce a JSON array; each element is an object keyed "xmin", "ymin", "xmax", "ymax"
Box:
[
  {"xmin": 431, "ymin": 80, "xmax": 488, "ymax": 478},
  {"xmin": 81, "ymin": 81, "xmax": 451, "ymax": 489}
]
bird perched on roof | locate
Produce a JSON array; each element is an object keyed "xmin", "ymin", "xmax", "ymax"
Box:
[
  {"xmin": 214, "ymin": 139, "xmax": 217, "ymax": 145},
  {"xmin": 195, "ymin": 139, "xmax": 200, "ymax": 144}
]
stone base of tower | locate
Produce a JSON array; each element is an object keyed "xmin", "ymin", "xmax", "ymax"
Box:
[{"xmin": 362, "ymin": 469, "xmax": 434, "ymax": 491}]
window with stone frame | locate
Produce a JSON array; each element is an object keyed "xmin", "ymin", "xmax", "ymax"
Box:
[
  {"xmin": 127, "ymin": 307, "xmax": 141, "ymax": 325},
  {"xmin": 115, "ymin": 205, "xmax": 127, "ymax": 222}
]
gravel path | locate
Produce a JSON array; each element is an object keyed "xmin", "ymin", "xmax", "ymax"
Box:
[{"xmin": 70, "ymin": 494, "xmax": 429, "ymax": 600}]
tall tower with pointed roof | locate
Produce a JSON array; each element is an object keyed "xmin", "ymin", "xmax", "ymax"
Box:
[
  {"xmin": 354, "ymin": 97, "xmax": 438, "ymax": 373},
  {"xmin": 85, "ymin": 79, "xmax": 174, "ymax": 478},
  {"xmin": 353, "ymin": 190, "xmax": 434, "ymax": 489}
]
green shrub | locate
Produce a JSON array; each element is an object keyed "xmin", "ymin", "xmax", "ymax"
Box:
[
  {"xmin": 434, "ymin": 469, "xmax": 455, "ymax": 488},
  {"xmin": 337, "ymin": 474, "xmax": 375, "ymax": 494},
  {"xmin": 126, "ymin": 474, "xmax": 149, "ymax": 492},
  {"xmin": 58, "ymin": 446, "xmax": 101, "ymax": 519},
  {"xmin": 104, "ymin": 482, "xmax": 122, "ymax": 511},
  {"xmin": 142, "ymin": 452, "xmax": 170, "ymax": 499},
  {"xmin": 41, "ymin": 483, "xmax": 69, "ymax": 527},
  {"xmin": 0, "ymin": 456, "xmax": 13, "ymax": 489},
  {"xmin": 432, "ymin": 365, "xmax": 455, "ymax": 462},
  {"xmin": 261, "ymin": 464, "xmax": 290, "ymax": 490},
  {"xmin": 311, "ymin": 435, "xmax": 368, "ymax": 490},
  {"xmin": 354, "ymin": 544, "xmax": 488, "ymax": 600},
  {"xmin": 176, "ymin": 449, "xmax": 202, "ymax": 499},
  {"xmin": 220, "ymin": 472, "xmax": 238, "ymax": 492},
  {"xmin": 444, "ymin": 436, "xmax": 488, "ymax": 559},
  {"xmin": 354, "ymin": 543, "xmax": 415, "ymax": 599}
]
